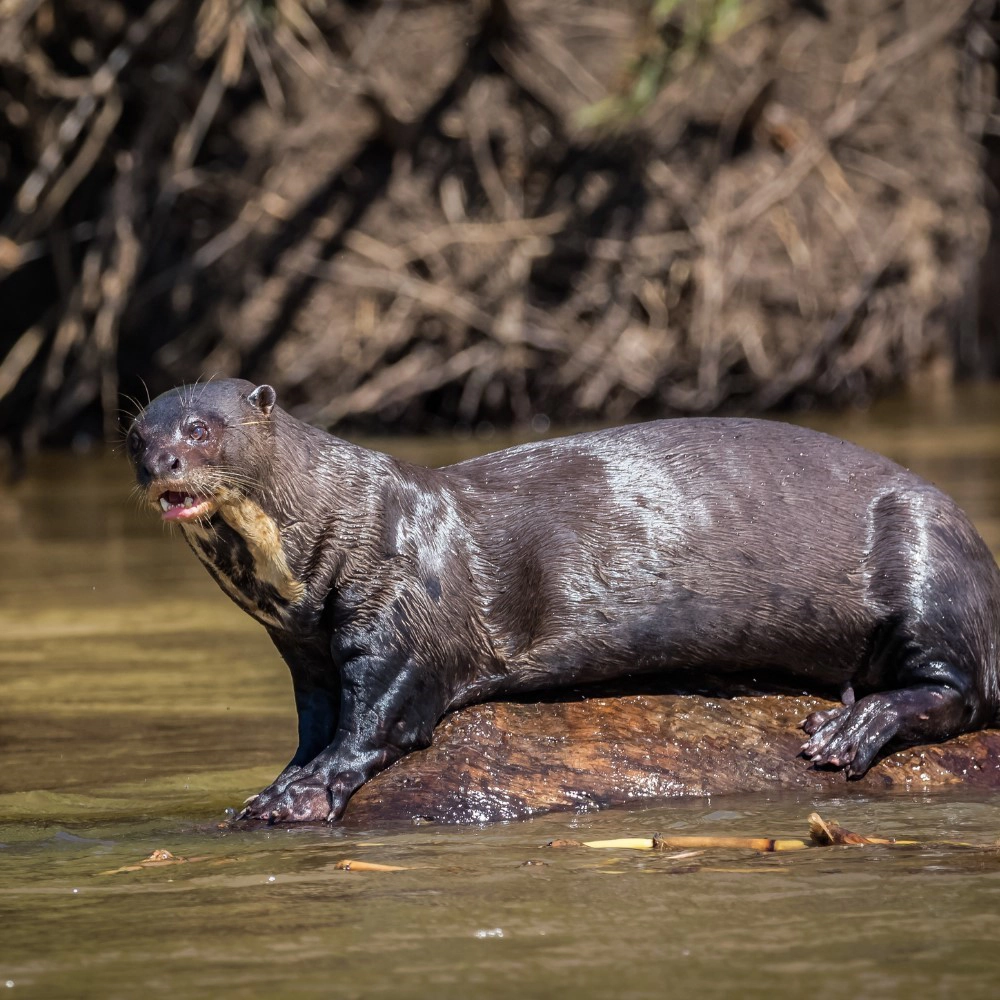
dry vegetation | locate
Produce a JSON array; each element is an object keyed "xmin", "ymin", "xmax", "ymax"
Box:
[{"xmin": 0, "ymin": 0, "xmax": 997, "ymax": 446}]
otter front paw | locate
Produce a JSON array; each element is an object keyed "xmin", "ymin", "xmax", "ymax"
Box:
[
  {"xmin": 240, "ymin": 775, "xmax": 333, "ymax": 823},
  {"xmin": 241, "ymin": 764, "xmax": 303, "ymax": 808}
]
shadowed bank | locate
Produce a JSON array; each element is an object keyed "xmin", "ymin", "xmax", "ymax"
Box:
[{"xmin": 2, "ymin": 0, "xmax": 999, "ymax": 452}]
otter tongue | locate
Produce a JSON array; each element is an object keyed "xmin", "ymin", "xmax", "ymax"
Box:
[{"xmin": 158, "ymin": 491, "xmax": 205, "ymax": 518}]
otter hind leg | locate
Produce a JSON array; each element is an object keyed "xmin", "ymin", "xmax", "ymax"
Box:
[
  {"xmin": 801, "ymin": 490, "xmax": 991, "ymax": 776},
  {"xmin": 800, "ymin": 601, "xmax": 980, "ymax": 776}
]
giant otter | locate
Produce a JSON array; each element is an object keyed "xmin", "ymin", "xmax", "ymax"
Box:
[{"xmin": 126, "ymin": 379, "xmax": 1000, "ymax": 822}]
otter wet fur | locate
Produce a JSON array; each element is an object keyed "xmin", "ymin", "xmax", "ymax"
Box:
[{"xmin": 126, "ymin": 379, "xmax": 1000, "ymax": 822}]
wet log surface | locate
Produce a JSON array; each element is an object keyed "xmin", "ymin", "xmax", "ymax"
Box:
[{"xmin": 337, "ymin": 688, "xmax": 1000, "ymax": 825}]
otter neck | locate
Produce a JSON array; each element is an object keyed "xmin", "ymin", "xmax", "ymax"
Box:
[{"xmin": 182, "ymin": 492, "xmax": 305, "ymax": 628}]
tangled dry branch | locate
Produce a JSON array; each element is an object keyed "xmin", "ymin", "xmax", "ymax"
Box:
[{"xmin": 0, "ymin": 0, "xmax": 996, "ymax": 447}]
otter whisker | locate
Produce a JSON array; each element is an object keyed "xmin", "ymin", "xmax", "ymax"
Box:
[
  {"xmin": 188, "ymin": 374, "xmax": 205, "ymax": 408},
  {"xmin": 119, "ymin": 393, "xmax": 146, "ymax": 421},
  {"xmin": 199, "ymin": 466, "xmax": 265, "ymax": 490},
  {"xmin": 127, "ymin": 484, "xmax": 150, "ymax": 512}
]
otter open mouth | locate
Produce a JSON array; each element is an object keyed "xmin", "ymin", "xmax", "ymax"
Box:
[{"xmin": 157, "ymin": 490, "xmax": 214, "ymax": 522}]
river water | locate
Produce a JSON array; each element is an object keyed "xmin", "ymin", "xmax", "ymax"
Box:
[{"xmin": 2, "ymin": 386, "xmax": 1000, "ymax": 998}]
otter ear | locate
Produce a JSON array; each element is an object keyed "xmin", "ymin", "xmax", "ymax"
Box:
[{"xmin": 247, "ymin": 384, "xmax": 276, "ymax": 418}]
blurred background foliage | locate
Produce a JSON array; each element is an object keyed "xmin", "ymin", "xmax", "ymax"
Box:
[{"xmin": 0, "ymin": 0, "xmax": 998, "ymax": 450}]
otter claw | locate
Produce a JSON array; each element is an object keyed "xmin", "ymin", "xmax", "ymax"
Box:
[{"xmin": 233, "ymin": 793, "xmax": 261, "ymax": 822}]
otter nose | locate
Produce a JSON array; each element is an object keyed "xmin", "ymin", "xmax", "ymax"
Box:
[{"xmin": 144, "ymin": 450, "xmax": 184, "ymax": 480}]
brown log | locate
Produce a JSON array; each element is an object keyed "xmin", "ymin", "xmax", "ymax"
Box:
[{"xmin": 338, "ymin": 690, "xmax": 1000, "ymax": 825}]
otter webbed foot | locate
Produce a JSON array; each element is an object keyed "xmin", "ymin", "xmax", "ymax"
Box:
[
  {"xmin": 801, "ymin": 684, "xmax": 855, "ymax": 737},
  {"xmin": 799, "ymin": 694, "xmax": 898, "ymax": 776},
  {"xmin": 799, "ymin": 684, "xmax": 969, "ymax": 777}
]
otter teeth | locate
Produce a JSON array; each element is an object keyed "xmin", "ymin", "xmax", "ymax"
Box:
[{"xmin": 159, "ymin": 493, "xmax": 199, "ymax": 511}]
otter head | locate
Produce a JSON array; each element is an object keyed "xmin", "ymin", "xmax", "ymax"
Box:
[{"xmin": 126, "ymin": 379, "xmax": 277, "ymax": 523}]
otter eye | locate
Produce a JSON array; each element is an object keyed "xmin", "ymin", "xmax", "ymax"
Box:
[
  {"xmin": 188, "ymin": 421, "xmax": 209, "ymax": 442},
  {"xmin": 126, "ymin": 430, "xmax": 142, "ymax": 456}
]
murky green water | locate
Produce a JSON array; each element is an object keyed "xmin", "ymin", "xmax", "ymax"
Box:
[{"xmin": 3, "ymin": 385, "xmax": 1000, "ymax": 998}]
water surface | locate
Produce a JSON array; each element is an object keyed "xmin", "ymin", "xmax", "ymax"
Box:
[{"xmin": 2, "ymin": 385, "xmax": 1000, "ymax": 997}]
